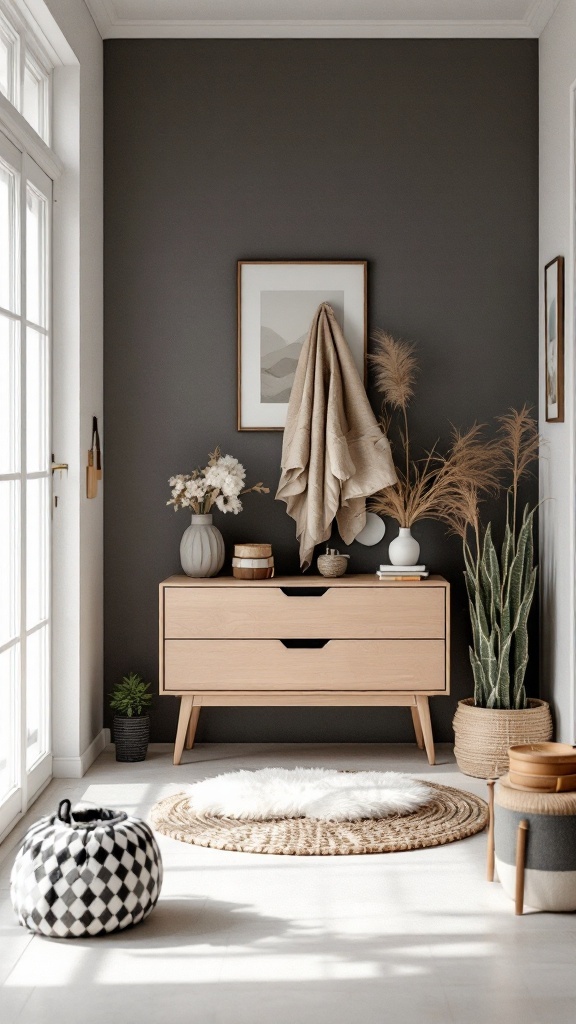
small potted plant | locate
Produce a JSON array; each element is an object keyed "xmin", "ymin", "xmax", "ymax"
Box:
[{"xmin": 110, "ymin": 672, "xmax": 153, "ymax": 762}]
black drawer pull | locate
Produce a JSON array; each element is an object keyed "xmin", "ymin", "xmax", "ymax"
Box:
[
  {"xmin": 280, "ymin": 587, "xmax": 328, "ymax": 597},
  {"xmin": 280, "ymin": 639, "xmax": 331, "ymax": 648}
]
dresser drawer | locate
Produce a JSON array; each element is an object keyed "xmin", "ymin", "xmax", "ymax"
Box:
[
  {"xmin": 163, "ymin": 639, "xmax": 446, "ymax": 692},
  {"xmin": 163, "ymin": 586, "xmax": 445, "ymax": 640}
]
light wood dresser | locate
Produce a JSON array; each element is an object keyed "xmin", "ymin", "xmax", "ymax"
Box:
[{"xmin": 159, "ymin": 574, "xmax": 450, "ymax": 766}]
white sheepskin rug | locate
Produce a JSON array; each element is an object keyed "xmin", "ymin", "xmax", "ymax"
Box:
[{"xmin": 186, "ymin": 768, "xmax": 431, "ymax": 822}]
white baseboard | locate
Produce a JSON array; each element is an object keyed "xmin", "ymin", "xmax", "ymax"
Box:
[{"xmin": 52, "ymin": 728, "xmax": 111, "ymax": 778}]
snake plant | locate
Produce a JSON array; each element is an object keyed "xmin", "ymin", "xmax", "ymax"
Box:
[
  {"xmin": 460, "ymin": 407, "xmax": 540, "ymax": 710},
  {"xmin": 464, "ymin": 506, "xmax": 537, "ymax": 709}
]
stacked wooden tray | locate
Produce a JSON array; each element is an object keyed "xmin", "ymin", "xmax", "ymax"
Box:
[{"xmin": 508, "ymin": 742, "xmax": 576, "ymax": 792}]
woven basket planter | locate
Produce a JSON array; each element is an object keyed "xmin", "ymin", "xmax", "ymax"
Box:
[
  {"xmin": 453, "ymin": 698, "xmax": 552, "ymax": 779},
  {"xmin": 114, "ymin": 714, "xmax": 150, "ymax": 762}
]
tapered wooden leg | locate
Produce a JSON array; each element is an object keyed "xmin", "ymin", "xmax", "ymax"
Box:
[
  {"xmin": 515, "ymin": 819, "xmax": 529, "ymax": 916},
  {"xmin": 411, "ymin": 705, "xmax": 424, "ymax": 750},
  {"xmin": 486, "ymin": 779, "xmax": 496, "ymax": 881},
  {"xmin": 185, "ymin": 706, "xmax": 201, "ymax": 750},
  {"xmin": 174, "ymin": 696, "xmax": 194, "ymax": 766},
  {"xmin": 415, "ymin": 695, "xmax": 435, "ymax": 765}
]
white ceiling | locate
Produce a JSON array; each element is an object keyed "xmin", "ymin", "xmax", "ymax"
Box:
[{"xmin": 85, "ymin": 0, "xmax": 561, "ymax": 38}]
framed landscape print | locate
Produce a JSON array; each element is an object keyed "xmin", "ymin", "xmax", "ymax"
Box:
[
  {"xmin": 545, "ymin": 256, "xmax": 564, "ymax": 422},
  {"xmin": 237, "ymin": 260, "xmax": 367, "ymax": 430}
]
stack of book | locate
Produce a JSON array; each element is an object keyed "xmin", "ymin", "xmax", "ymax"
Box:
[{"xmin": 376, "ymin": 565, "xmax": 429, "ymax": 581}]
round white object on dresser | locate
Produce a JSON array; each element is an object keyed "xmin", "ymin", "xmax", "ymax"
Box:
[{"xmin": 354, "ymin": 512, "xmax": 386, "ymax": 546}]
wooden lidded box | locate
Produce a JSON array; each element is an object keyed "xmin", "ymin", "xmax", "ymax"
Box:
[{"xmin": 232, "ymin": 542, "xmax": 274, "ymax": 579}]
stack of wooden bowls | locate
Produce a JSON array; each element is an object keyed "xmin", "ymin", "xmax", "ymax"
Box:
[
  {"xmin": 508, "ymin": 742, "xmax": 576, "ymax": 792},
  {"xmin": 232, "ymin": 543, "xmax": 274, "ymax": 580}
]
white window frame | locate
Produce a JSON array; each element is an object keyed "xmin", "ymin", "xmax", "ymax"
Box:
[
  {"xmin": 0, "ymin": 8, "xmax": 20, "ymax": 107},
  {"xmin": 0, "ymin": 2, "xmax": 61, "ymax": 843},
  {"xmin": 0, "ymin": 0, "xmax": 52, "ymax": 144},
  {"xmin": 0, "ymin": 0, "xmax": 104, "ymax": 845}
]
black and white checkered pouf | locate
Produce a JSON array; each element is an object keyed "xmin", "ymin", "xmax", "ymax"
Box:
[{"xmin": 11, "ymin": 799, "xmax": 163, "ymax": 938}]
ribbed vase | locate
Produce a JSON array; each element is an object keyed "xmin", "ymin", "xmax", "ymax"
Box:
[{"xmin": 180, "ymin": 513, "xmax": 225, "ymax": 578}]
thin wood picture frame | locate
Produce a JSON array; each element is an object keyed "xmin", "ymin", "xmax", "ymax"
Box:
[
  {"xmin": 545, "ymin": 256, "xmax": 564, "ymax": 423},
  {"xmin": 237, "ymin": 260, "xmax": 367, "ymax": 431}
]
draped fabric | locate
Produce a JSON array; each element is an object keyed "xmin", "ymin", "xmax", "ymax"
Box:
[{"xmin": 276, "ymin": 303, "xmax": 397, "ymax": 568}]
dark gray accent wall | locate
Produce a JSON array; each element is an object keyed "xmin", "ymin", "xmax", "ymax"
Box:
[{"xmin": 104, "ymin": 39, "xmax": 538, "ymax": 744}]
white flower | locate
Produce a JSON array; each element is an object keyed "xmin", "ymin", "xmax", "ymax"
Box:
[
  {"xmin": 168, "ymin": 452, "xmax": 264, "ymax": 518},
  {"xmin": 216, "ymin": 493, "xmax": 242, "ymax": 514},
  {"xmin": 221, "ymin": 473, "xmax": 243, "ymax": 497},
  {"xmin": 185, "ymin": 478, "xmax": 207, "ymax": 499},
  {"xmin": 219, "ymin": 454, "xmax": 243, "ymax": 472},
  {"xmin": 204, "ymin": 464, "xmax": 228, "ymax": 489}
]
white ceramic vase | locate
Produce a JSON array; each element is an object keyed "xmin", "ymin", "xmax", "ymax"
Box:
[
  {"xmin": 388, "ymin": 526, "xmax": 420, "ymax": 567},
  {"xmin": 180, "ymin": 514, "xmax": 225, "ymax": 578}
]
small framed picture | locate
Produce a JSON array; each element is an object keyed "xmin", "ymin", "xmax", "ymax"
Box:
[
  {"xmin": 545, "ymin": 256, "xmax": 564, "ymax": 423},
  {"xmin": 237, "ymin": 260, "xmax": 367, "ymax": 430}
]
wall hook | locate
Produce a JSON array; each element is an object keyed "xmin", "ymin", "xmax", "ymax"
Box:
[{"xmin": 87, "ymin": 416, "xmax": 102, "ymax": 498}]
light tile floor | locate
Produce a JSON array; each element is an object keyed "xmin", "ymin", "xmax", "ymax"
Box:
[{"xmin": 0, "ymin": 744, "xmax": 575, "ymax": 1024}]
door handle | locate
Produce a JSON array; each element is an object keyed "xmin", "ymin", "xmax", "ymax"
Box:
[{"xmin": 51, "ymin": 458, "xmax": 68, "ymax": 474}]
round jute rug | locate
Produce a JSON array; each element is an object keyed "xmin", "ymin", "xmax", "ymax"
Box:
[{"xmin": 149, "ymin": 782, "xmax": 488, "ymax": 855}]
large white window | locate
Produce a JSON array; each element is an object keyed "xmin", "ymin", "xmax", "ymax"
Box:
[
  {"xmin": 0, "ymin": 4, "xmax": 53, "ymax": 837},
  {"xmin": 0, "ymin": 2, "xmax": 51, "ymax": 144}
]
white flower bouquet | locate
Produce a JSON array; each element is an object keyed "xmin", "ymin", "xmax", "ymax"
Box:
[{"xmin": 167, "ymin": 448, "xmax": 269, "ymax": 515}]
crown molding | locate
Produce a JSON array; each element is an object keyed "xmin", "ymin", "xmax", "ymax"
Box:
[
  {"xmin": 84, "ymin": 1, "xmax": 560, "ymax": 41},
  {"xmin": 84, "ymin": 0, "xmax": 115, "ymax": 38},
  {"xmin": 524, "ymin": 0, "xmax": 561, "ymax": 35}
]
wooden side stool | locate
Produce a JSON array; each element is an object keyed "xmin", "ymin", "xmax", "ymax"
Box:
[{"xmin": 486, "ymin": 775, "xmax": 576, "ymax": 914}]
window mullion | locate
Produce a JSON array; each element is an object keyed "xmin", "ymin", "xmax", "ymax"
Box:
[
  {"xmin": 17, "ymin": 25, "xmax": 23, "ymax": 113},
  {"xmin": 19, "ymin": 146, "xmax": 27, "ymax": 813}
]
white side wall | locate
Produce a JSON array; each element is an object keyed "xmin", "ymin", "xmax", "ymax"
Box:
[
  {"xmin": 540, "ymin": 0, "xmax": 576, "ymax": 741},
  {"xmin": 38, "ymin": 0, "xmax": 104, "ymax": 771}
]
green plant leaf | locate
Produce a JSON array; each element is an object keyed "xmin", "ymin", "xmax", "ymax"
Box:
[
  {"xmin": 469, "ymin": 647, "xmax": 488, "ymax": 706},
  {"xmin": 493, "ymin": 625, "xmax": 513, "ymax": 709},
  {"xmin": 512, "ymin": 566, "xmax": 537, "ymax": 709},
  {"xmin": 505, "ymin": 507, "xmax": 536, "ymax": 631}
]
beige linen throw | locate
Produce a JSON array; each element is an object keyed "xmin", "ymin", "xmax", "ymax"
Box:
[{"xmin": 276, "ymin": 303, "xmax": 397, "ymax": 568}]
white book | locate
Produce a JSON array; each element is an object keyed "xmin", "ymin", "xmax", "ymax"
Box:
[{"xmin": 378, "ymin": 565, "xmax": 426, "ymax": 573}]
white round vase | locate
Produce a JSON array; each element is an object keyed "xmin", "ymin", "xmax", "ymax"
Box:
[
  {"xmin": 180, "ymin": 514, "xmax": 225, "ymax": 578},
  {"xmin": 388, "ymin": 527, "xmax": 420, "ymax": 567}
]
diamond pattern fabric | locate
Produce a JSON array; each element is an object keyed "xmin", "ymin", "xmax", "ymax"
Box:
[{"xmin": 10, "ymin": 804, "xmax": 162, "ymax": 938}]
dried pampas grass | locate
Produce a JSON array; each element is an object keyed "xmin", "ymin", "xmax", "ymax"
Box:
[
  {"xmin": 370, "ymin": 330, "xmax": 418, "ymax": 410},
  {"xmin": 369, "ymin": 331, "xmax": 502, "ymax": 531}
]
